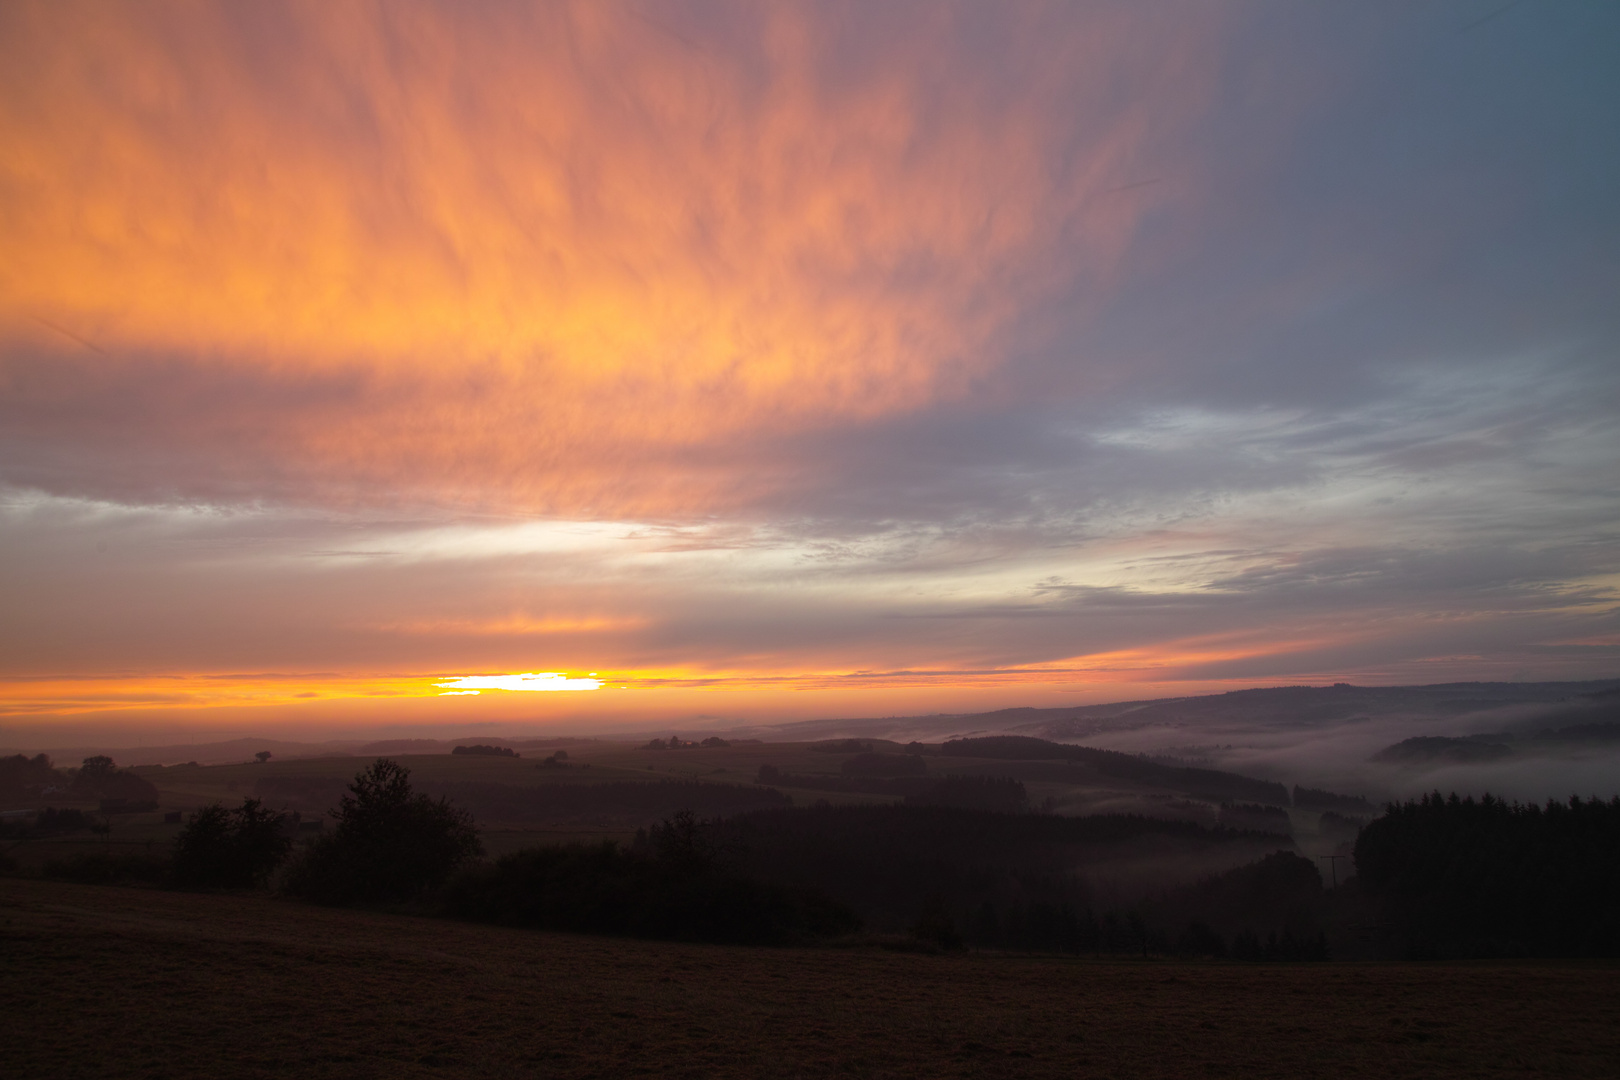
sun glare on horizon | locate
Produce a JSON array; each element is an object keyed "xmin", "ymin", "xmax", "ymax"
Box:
[{"xmin": 435, "ymin": 672, "xmax": 605, "ymax": 696}]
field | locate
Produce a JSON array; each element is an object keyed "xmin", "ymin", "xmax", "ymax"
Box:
[{"xmin": 3, "ymin": 877, "xmax": 1617, "ymax": 1079}]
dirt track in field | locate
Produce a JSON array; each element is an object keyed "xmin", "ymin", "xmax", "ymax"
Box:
[{"xmin": 2, "ymin": 877, "xmax": 1616, "ymax": 1079}]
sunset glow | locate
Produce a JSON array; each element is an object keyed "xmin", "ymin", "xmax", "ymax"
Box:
[
  {"xmin": 436, "ymin": 673, "xmax": 605, "ymax": 695},
  {"xmin": 2, "ymin": 1, "xmax": 1617, "ymax": 739}
]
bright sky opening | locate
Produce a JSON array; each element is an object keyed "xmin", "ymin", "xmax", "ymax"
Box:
[{"xmin": 436, "ymin": 673, "xmax": 606, "ymax": 695}]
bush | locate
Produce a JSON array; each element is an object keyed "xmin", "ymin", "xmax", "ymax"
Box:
[
  {"xmin": 68, "ymin": 756, "xmax": 160, "ymax": 805},
  {"xmin": 171, "ymin": 798, "xmax": 292, "ymax": 889},
  {"xmin": 286, "ymin": 758, "xmax": 482, "ymax": 905},
  {"xmin": 452, "ymin": 744, "xmax": 520, "ymax": 758},
  {"xmin": 444, "ymin": 813, "xmax": 860, "ymax": 945},
  {"xmin": 1159, "ymin": 851, "xmax": 1324, "ymax": 937},
  {"xmin": 0, "ymin": 753, "xmax": 63, "ymax": 801}
]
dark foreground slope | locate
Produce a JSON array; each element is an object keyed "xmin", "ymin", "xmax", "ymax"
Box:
[{"xmin": 4, "ymin": 878, "xmax": 1618, "ymax": 1080}]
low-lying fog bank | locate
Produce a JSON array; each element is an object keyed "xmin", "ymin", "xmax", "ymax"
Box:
[{"xmin": 1049, "ymin": 689, "xmax": 1620, "ymax": 807}]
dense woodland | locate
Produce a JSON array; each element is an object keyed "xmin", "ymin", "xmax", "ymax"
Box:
[{"xmin": 1355, "ymin": 793, "xmax": 1620, "ymax": 957}]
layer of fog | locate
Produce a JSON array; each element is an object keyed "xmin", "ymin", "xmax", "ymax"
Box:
[{"xmin": 1073, "ymin": 699, "xmax": 1620, "ymax": 807}]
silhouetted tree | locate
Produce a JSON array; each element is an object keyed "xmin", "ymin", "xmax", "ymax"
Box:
[
  {"xmin": 172, "ymin": 798, "xmax": 291, "ymax": 888},
  {"xmin": 0, "ymin": 754, "xmax": 62, "ymax": 801},
  {"xmin": 68, "ymin": 755, "xmax": 159, "ymax": 805},
  {"xmin": 77, "ymin": 755, "xmax": 116, "ymax": 783},
  {"xmin": 647, "ymin": 809, "xmax": 709, "ymax": 873},
  {"xmin": 286, "ymin": 758, "xmax": 482, "ymax": 905}
]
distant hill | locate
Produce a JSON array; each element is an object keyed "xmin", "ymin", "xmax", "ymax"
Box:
[
  {"xmin": 8, "ymin": 678, "xmax": 1617, "ymax": 766},
  {"xmin": 0, "ymin": 737, "xmax": 361, "ymax": 768},
  {"xmin": 1372, "ymin": 737, "xmax": 1515, "ymax": 766},
  {"xmin": 720, "ymin": 678, "xmax": 1620, "ymax": 743},
  {"xmin": 0, "ymin": 735, "xmax": 612, "ymax": 768}
]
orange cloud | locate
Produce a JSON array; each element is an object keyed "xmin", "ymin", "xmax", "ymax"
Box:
[
  {"xmin": 0, "ymin": 0, "xmax": 1211, "ymax": 515},
  {"xmin": 0, "ymin": 672, "xmax": 445, "ymax": 718},
  {"xmin": 0, "ymin": 631, "xmax": 1323, "ymax": 720},
  {"xmin": 373, "ymin": 615, "xmax": 648, "ymax": 636}
]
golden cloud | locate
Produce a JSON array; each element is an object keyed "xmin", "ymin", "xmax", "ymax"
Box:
[{"xmin": 0, "ymin": 1, "xmax": 1211, "ymax": 514}]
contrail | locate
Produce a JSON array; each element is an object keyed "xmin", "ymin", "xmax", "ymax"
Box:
[{"xmin": 30, "ymin": 315, "xmax": 107, "ymax": 355}]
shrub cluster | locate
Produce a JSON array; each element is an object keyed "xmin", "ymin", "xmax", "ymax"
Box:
[
  {"xmin": 0, "ymin": 753, "xmax": 64, "ymax": 802},
  {"xmin": 452, "ymin": 744, "xmax": 519, "ymax": 757},
  {"xmin": 286, "ymin": 759, "xmax": 482, "ymax": 905},
  {"xmin": 0, "ymin": 806, "xmax": 96, "ymax": 840},
  {"xmin": 964, "ymin": 850, "xmax": 1331, "ymax": 960},
  {"xmin": 70, "ymin": 755, "xmax": 160, "ymax": 805},
  {"xmin": 444, "ymin": 812, "xmax": 859, "ymax": 945},
  {"xmin": 171, "ymin": 798, "xmax": 291, "ymax": 889}
]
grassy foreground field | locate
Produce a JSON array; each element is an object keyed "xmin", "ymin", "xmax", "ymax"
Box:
[{"xmin": 2, "ymin": 879, "xmax": 1616, "ymax": 1079}]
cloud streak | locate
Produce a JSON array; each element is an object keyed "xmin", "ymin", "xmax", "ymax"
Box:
[{"xmin": 0, "ymin": 0, "xmax": 1217, "ymax": 516}]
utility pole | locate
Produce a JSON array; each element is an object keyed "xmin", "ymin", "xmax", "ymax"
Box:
[{"xmin": 1318, "ymin": 853, "xmax": 1349, "ymax": 888}]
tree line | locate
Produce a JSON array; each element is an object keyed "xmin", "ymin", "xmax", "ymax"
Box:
[
  {"xmin": 1355, "ymin": 792, "xmax": 1620, "ymax": 957},
  {"xmin": 0, "ymin": 753, "xmax": 160, "ymax": 809}
]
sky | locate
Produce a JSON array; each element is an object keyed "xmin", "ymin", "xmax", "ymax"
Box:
[{"xmin": 2, "ymin": 0, "xmax": 1618, "ymax": 741}]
